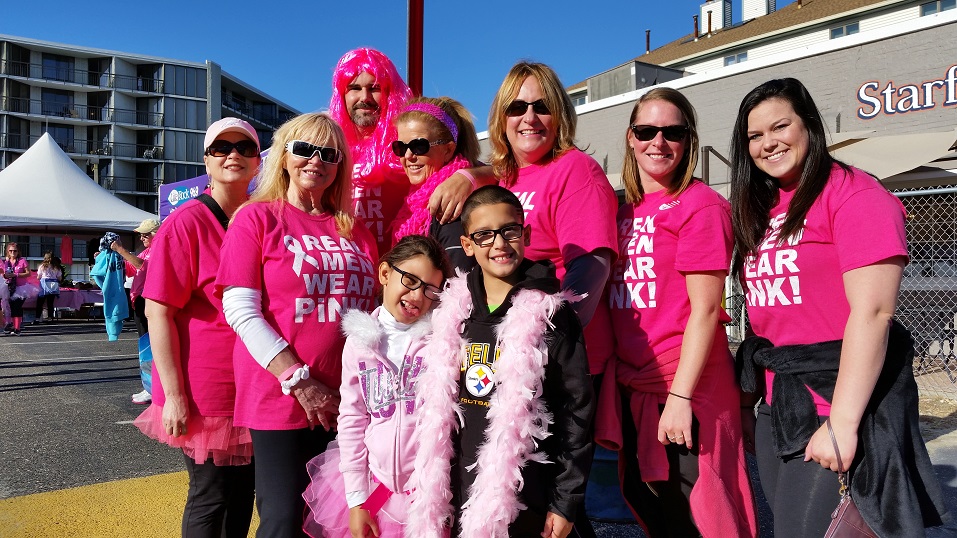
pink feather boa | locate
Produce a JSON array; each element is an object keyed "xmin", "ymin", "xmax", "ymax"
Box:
[
  {"xmin": 393, "ymin": 155, "xmax": 471, "ymax": 242},
  {"xmin": 406, "ymin": 273, "xmax": 571, "ymax": 537}
]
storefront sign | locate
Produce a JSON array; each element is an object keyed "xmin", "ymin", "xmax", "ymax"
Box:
[{"xmin": 857, "ymin": 64, "xmax": 957, "ymax": 119}]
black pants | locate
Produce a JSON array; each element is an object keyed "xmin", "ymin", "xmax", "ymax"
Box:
[
  {"xmin": 250, "ymin": 427, "xmax": 336, "ymax": 538},
  {"xmin": 182, "ymin": 454, "xmax": 255, "ymax": 538},
  {"xmin": 35, "ymin": 294, "xmax": 55, "ymax": 320},
  {"xmin": 755, "ymin": 403, "xmax": 841, "ymax": 537},
  {"xmin": 620, "ymin": 396, "xmax": 701, "ymax": 538},
  {"xmin": 133, "ymin": 295, "xmax": 148, "ymax": 337},
  {"xmin": 9, "ymin": 297, "xmax": 23, "ymax": 318}
]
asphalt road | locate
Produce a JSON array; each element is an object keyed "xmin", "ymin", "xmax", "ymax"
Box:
[{"xmin": 0, "ymin": 319, "xmax": 954, "ymax": 537}]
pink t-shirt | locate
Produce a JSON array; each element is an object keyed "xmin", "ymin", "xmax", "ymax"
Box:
[
  {"xmin": 352, "ymin": 166, "xmax": 410, "ymax": 259},
  {"xmin": 218, "ymin": 201, "xmax": 379, "ymax": 430},
  {"xmin": 129, "ymin": 246, "xmax": 152, "ymax": 301},
  {"xmin": 742, "ymin": 165, "xmax": 908, "ymax": 414},
  {"xmin": 610, "ymin": 181, "xmax": 733, "ymax": 366},
  {"xmin": 142, "ymin": 199, "xmax": 237, "ymax": 417},
  {"xmin": 509, "ymin": 148, "xmax": 619, "ymax": 373}
]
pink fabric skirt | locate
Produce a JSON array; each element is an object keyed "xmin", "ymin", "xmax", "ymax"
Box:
[
  {"xmin": 302, "ymin": 441, "xmax": 408, "ymax": 538},
  {"xmin": 134, "ymin": 404, "xmax": 253, "ymax": 466}
]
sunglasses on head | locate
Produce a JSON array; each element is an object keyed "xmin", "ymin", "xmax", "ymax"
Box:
[
  {"xmin": 391, "ymin": 138, "xmax": 451, "ymax": 157},
  {"xmin": 504, "ymin": 99, "xmax": 551, "ymax": 117},
  {"xmin": 205, "ymin": 140, "xmax": 260, "ymax": 158},
  {"xmin": 285, "ymin": 140, "xmax": 343, "ymax": 164},
  {"xmin": 630, "ymin": 124, "xmax": 689, "ymax": 142}
]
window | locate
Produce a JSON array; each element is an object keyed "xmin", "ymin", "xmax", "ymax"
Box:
[
  {"xmin": 42, "ymin": 54, "xmax": 74, "ymax": 82},
  {"xmin": 723, "ymin": 52, "xmax": 748, "ymax": 66},
  {"xmin": 46, "ymin": 124, "xmax": 75, "ymax": 153},
  {"xmin": 921, "ymin": 0, "xmax": 956, "ymax": 15},
  {"xmin": 830, "ymin": 22, "xmax": 860, "ymax": 39},
  {"xmin": 41, "ymin": 88, "xmax": 74, "ymax": 117},
  {"xmin": 571, "ymin": 94, "xmax": 587, "ymax": 107}
]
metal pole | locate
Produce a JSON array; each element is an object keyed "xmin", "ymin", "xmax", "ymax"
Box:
[
  {"xmin": 407, "ymin": 0, "xmax": 424, "ymax": 97},
  {"xmin": 701, "ymin": 146, "xmax": 710, "ymax": 185}
]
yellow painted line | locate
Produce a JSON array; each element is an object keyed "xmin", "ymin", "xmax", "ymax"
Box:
[{"xmin": 0, "ymin": 472, "xmax": 259, "ymax": 537}]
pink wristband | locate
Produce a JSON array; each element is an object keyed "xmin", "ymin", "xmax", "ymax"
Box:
[
  {"xmin": 458, "ymin": 168, "xmax": 477, "ymax": 188},
  {"xmin": 279, "ymin": 363, "xmax": 302, "ymax": 382}
]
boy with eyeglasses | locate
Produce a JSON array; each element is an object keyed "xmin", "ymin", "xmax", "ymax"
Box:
[{"xmin": 408, "ymin": 185, "xmax": 595, "ymax": 538}]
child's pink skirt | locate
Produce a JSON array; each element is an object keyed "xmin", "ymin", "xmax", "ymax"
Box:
[
  {"xmin": 302, "ymin": 441, "xmax": 408, "ymax": 538},
  {"xmin": 134, "ymin": 404, "xmax": 252, "ymax": 466}
]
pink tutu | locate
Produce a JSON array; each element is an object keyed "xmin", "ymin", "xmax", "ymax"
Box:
[
  {"xmin": 302, "ymin": 441, "xmax": 408, "ymax": 538},
  {"xmin": 134, "ymin": 404, "xmax": 252, "ymax": 466}
]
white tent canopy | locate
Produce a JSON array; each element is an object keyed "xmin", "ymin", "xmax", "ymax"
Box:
[{"xmin": 0, "ymin": 133, "xmax": 156, "ymax": 233}]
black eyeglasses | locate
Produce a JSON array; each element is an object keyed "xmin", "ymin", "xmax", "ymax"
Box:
[
  {"xmin": 467, "ymin": 223, "xmax": 526, "ymax": 247},
  {"xmin": 391, "ymin": 138, "xmax": 451, "ymax": 157},
  {"xmin": 389, "ymin": 264, "xmax": 442, "ymax": 301},
  {"xmin": 205, "ymin": 140, "xmax": 260, "ymax": 158},
  {"xmin": 630, "ymin": 124, "xmax": 689, "ymax": 142},
  {"xmin": 285, "ymin": 140, "xmax": 343, "ymax": 164},
  {"xmin": 504, "ymin": 99, "xmax": 551, "ymax": 117}
]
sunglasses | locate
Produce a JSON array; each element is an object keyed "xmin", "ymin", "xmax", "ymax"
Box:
[
  {"xmin": 285, "ymin": 140, "xmax": 343, "ymax": 164},
  {"xmin": 390, "ymin": 264, "xmax": 442, "ymax": 301},
  {"xmin": 205, "ymin": 139, "xmax": 260, "ymax": 158},
  {"xmin": 467, "ymin": 223, "xmax": 526, "ymax": 247},
  {"xmin": 504, "ymin": 99, "xmax": 551, "ymax": 117},
  {"xmin": 391, "ymin": 138, "xmax": 451, "ymax": 157},
  {"xmin": 630, "ymin": 124, "xmax": 689, "ymax": 142}
]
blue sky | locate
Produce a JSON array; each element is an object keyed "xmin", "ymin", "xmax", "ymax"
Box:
[{"xmin": 2, "ymin": 1, "xmax": 793, "ymax": 131}]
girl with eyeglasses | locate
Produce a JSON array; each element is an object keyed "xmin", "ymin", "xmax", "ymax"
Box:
[
  {"xmin": 302, "ymin": 235, "xmax": 451, "ymax": 538},
  {"xmin": 3, "ymin": 242, "xmax": 29, "ymax": 336},
  {"xmin": 135, "ymin": 117, "xmax": 259, "ymax": 537},
  {"xmin": 601, "ymin": 88, "xmax": 757, "ymax": 538},
  {"xmin": 731, "ymin": 78, "xmax": 946, "ymax": 537},
  {"xmin": 391, "ymin": 96, "xmax": 482, "ymax": 271},
  {"xmin": 218, "ymin": 112, "xmax": 379, "ymax": 537}
]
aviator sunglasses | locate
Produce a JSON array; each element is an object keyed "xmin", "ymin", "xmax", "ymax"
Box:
[
  {"xmin": 630, "ymin": 124, "xmax": 689, "ymax": 142},
  {"xmin": 389, "ymin": 264, "xmax": 442, "ymax": 301},
  {"xmin": 205, "ymin": 140, "xmax": 260, "ymax": 158},
  {"xmin": 504, "ymin": 99, "xmax": 551, "ymax": 117},
  {"xmin": 285, "ymin": 140, "xmax": 344, "ymax": 164},
  {"xmin": 391, "ymin": 138, "xmax": 451, "ymax": 157}
]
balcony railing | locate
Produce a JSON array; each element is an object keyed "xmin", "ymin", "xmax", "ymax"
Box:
[
  {"xmin": 99, "ymin": 176, "xmax": 163, "ymax": 193},
  {"xmin": 0, "ymin": 59, "xmax": 163, "ymax": 93},
  {"xmin": 0, "ymin": 97, "xmax": 163, "ymax": 126},
  {"xmin": 221, "ymin": 93, "xmax": 295, "ymax": 130},
  {"xmin": 0, "ymin": 133, "xmax": 112, "ymax": 155}
]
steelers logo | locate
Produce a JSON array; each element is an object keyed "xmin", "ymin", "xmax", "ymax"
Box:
[{"xmin": 465, "ymin": 364, "xmax": 495, "ymax": 397}]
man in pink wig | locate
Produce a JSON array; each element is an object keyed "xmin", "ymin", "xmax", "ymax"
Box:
[{"xmin": 329, "ymin": 48, "xmax": 489, "ymax": 256}]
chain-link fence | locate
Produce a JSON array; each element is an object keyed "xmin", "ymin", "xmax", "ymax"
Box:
[{"xmin": 724, "ymin": 185, "xmax": 957, "ymax": 399}]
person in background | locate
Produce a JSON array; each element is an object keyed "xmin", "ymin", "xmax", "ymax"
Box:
[
  {"xmin": 602, "ymin": 88, "xmax": 757, "ymax": 537},
  {"xmin": 3, "ymin": 242, "xmax": 30, "ymax": 336},
  {"xmin": 730, "ymin": 78, "xmax": 947, "ymax": 537},
  {"xmin": 219, "ymin": 112, "xmax": 378, "ymax": 537},
  {"xmin": 328, "ymin": 48, "xmax": 492, "ymax": 257},
  {"xmin": 34, "ymin": 252, "xmax": 62, "ymax": 324},
  {"xmin": 391, "ymin": 96, "xmax": 482, "ymax": 271},
  {"xmin": 112, "ymin": 218, "xmax": 161, "ymax": 404},
  {"xmin": 135, "ymin": 117, "xmax": 260, "ymax": 537}
]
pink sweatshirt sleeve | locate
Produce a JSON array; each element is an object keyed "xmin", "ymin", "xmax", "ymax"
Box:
[{"xmin": 337, "ymin": 339, "xmax": 373, "ymax": 499}]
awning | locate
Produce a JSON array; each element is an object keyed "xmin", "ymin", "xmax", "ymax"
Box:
[{"xmin": 829, "ymin": 129, "xmax": 957, "ymax": 180}]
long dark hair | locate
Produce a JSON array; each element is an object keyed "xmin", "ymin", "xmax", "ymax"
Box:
[{"xmin": 729, "ymin": 78, "xmax": 850, "ymax": 275}]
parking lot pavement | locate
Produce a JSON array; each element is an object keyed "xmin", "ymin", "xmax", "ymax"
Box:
[{"xmin": 0, "ymin": 320, "xmax": 954, "ymax": 537}]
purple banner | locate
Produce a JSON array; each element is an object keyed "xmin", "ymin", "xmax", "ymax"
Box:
[{"xmin": 159, "ymin": 175, "xmax": 209, "ymax": 221}]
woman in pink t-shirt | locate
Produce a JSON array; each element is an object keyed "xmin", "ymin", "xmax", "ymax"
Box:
[
  {"xmin": 601, "ymin": 88, "xmax": 756, "ymax": 538},
  {"xmin": 219, "ymin": 113, "xmax": 378, "ymax": 537},
  {"xmin": 730, "ymin": 79, "xmax": 945, "ymax": 537},
  {"xmin": 136, "ymin": 117, "xmax": 261, "ymax": 537}
]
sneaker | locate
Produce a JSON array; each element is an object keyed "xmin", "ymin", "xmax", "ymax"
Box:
[
  {"xmin": 3, "ymin": 324, "xmax": 12, "ymax": 334},
  {"xmin": 131, "ymin": 390, "xmax": 152, "ymax": 404},
  {"xmin": 13, "ymin": 329, "xmax": 21, "ymax": 336}
]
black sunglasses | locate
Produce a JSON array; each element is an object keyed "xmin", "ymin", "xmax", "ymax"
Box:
[
  {"xmin": 285, "ymin": 140, "xmax": 343, "ymax": 164},
  {"xmin": 205, "ymin": 140, "xmax": 260, "ymax": 158},
  {"xmin": 504, "ymin": 99, "xmax": 551, "ymax": 117},
  {"xmin": 630, "ymin": 124, "xmax": 689, "ymax": 142},
  {"xmin": 391, "ymin": 138, "xmax": 451, "ymax": 157},
  {"xmin": 389, "ymin": 264, "xmax": 442, "ymax": 301},
  {"xmin": 467, "ymin": 223, "xmax": 526, "ymax": 247}
]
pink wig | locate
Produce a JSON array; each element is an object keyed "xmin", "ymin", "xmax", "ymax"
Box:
[{"xmin": 329, "ymin": 48, "xmax": 413, "ymax": 186}]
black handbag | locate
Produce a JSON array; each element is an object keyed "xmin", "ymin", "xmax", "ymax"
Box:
[{"xmin": 823, "ymin": 418, "xmax": 877, "ymax": 538}]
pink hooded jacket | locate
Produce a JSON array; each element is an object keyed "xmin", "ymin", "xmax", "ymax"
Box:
[{"xmin": 337, "ymin": 307, "xmax": 431, "ymax": 496}]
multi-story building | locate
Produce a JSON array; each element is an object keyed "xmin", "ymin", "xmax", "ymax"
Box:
[{"xmin": 0, "ymin": 33, "xmax": 299, "ymax": 267}]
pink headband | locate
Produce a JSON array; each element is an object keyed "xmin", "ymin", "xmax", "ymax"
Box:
[{"xmin": 402, "ymin": 103, "xmax": 458, "ymax": 142}]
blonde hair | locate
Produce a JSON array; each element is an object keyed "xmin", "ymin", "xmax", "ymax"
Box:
[
  {"xmin": 395, "ymin": 96, "xmax": 480, "ymax": 164},
  {"xmin": 248, "ymin": 113, "xmax": 355, "ymax": 237},
  {"xmin": 488, "ymin": 61, "xmax": 577, "ymax": 186},
  {"xmin": 621, "ymin": 88, "xmax": 700, "ymax": 204}
]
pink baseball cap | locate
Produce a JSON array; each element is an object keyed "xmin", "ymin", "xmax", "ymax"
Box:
[{"xmin": 204, "ymin": 117, "xmax": 260, "ymax": 149}]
